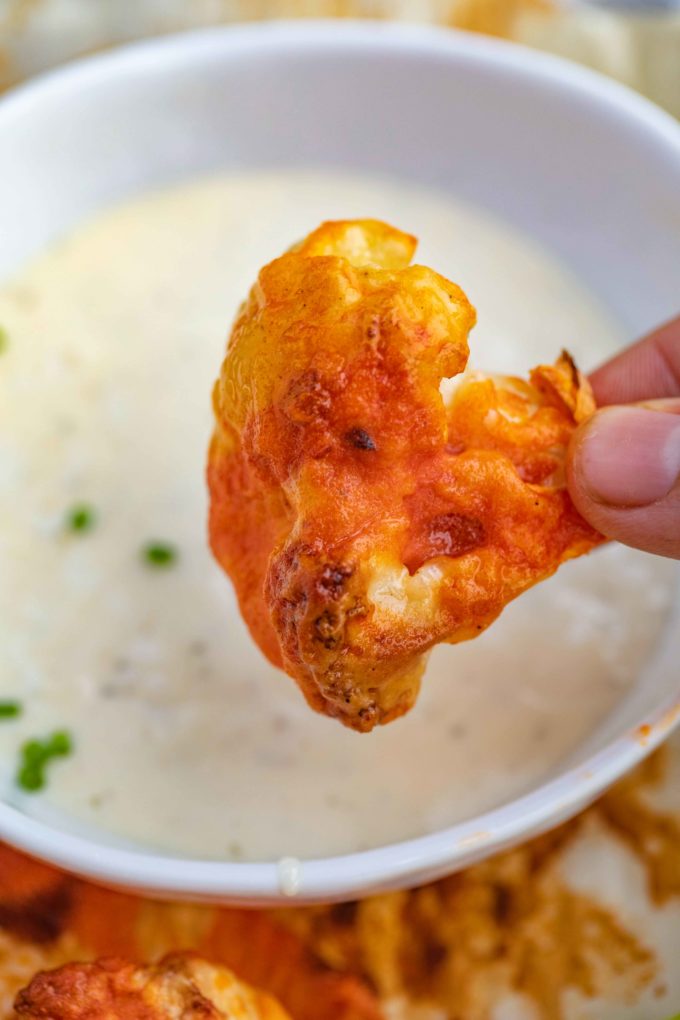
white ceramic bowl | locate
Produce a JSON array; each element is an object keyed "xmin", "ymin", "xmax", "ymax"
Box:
[{"xmin": 1, "ymin": 21, "xmax": 679, "ymax": 904}]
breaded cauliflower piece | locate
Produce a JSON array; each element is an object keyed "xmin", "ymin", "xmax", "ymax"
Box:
[
  {"xmin": 15, "ymin": 954, "xmax": 290, "ymax": 1020},
  {"xmin": 208, "ymin": 220, "xmax": 602, "ymax": 732}
]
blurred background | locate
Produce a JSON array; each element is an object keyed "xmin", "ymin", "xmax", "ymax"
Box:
[{"xmin": 0, "ymin": 0, "xmax": 678, "ymax": 117}]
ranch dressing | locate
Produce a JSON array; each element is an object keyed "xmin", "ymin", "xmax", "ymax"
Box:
[{"xmin": 0, "ymin": 170, "xmax": 676, "ymax": 860}]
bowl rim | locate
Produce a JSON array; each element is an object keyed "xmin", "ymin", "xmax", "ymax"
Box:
[{"xmin": 1, "ymin": 18, "xmax": 679, "ymax": 903}]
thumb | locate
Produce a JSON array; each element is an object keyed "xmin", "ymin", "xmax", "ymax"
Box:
[{"xmin": 567, "ymin": 403, "xmax": 680, "ymax": 560}]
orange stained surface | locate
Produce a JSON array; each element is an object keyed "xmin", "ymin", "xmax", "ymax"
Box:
[{"xmin": 208, "ymin": 220, "xmax": 603, "ymax": 732}]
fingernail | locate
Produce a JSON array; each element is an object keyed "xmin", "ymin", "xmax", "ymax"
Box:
[
  {"xmin": 580, "ymin": 406, "xmax": 680, "ymax": 507},
  {"xmin": 636, "ymin": 397, "xmax": 680, "ymax": 414}
]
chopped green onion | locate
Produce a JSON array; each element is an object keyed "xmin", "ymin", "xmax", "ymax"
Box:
[
  {"xmin": 21, "ymin": 739, "xmax": 47, "ymax": 765},
  {"xmin": 16, "ymin": 730, "xmax": 74, "ymax": 794},
  {"xmin": 46, "ymin": 730, "xmax": 72, "ymax": 756},
  {"xmin": 143, "ymin": 542, "xmax": 177, "ymax": 567},
  {"xmin": 0, "ymin": 701, "xmax": 21, "ymax": 720},
  {"xmin": 67, "ymin": 504, "xmax": 96, "ymax": 533},
  {"xmin": 0, "ymin": 326, "xmax": 8, "ymax": 354},
  {"xmin": 18, "ymin": 765, "xmax": 45, "ymax": 793}
]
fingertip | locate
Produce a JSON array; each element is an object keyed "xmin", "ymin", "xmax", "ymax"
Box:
[{"xmin": 568, "ymin": 407, "xmax": 680, "ymax": 560}]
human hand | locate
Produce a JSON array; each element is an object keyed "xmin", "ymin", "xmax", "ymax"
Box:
[{"xmin": 567, "ymin": 317, "xmax": 680, "ymax": 559}]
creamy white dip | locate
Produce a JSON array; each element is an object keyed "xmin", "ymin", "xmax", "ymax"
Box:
[{"xmin": 0, "ymin": 170, "xmax": 676, "ymax": 861}]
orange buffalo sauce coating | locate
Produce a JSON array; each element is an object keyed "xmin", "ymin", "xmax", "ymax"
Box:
[
  {"xmin": 208, "ymin": 220, "xmax": 603, "ymax": 732},
  {"xmin": 15, "ymin": 954, "xmax": 291, "ymax": 1020}
]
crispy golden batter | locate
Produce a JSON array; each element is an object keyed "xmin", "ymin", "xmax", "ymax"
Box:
[
  {"xmin": 14, "ymin": 954, "xmax": 290, "ymax": 1020},
  {"xmin": 208, "ymin": 220, "xmax": 602, "ymax": 731}
]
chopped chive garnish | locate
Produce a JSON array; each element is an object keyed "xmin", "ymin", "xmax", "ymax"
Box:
[
  {"xmin": 143, "ymin": 542, "xmax": 177, "ymax": 567},
  {"xmin": 18, "ymin": 765, "xmax": 45, "ymax": 792},
  {"xmin": 21, "ymin": 739, "xmax": 46, "ymax": 765},
  {"xmin": 0, "ymin": 326, "xmax": 8, "ymax": 354},
  {"xmin": 67, "ymin": 504, "xmax": 96, "ymax": 533},
  {"xmin": 16, "ymin": 730, "xmax": 74, "ymax": 794},
  {"xmin": 0, "ymin": 701, "xmax": 21, "ymax": 720},
  {"xmin": 46, "ymin": 730, "xmax": 72, "ymax": 756}
]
